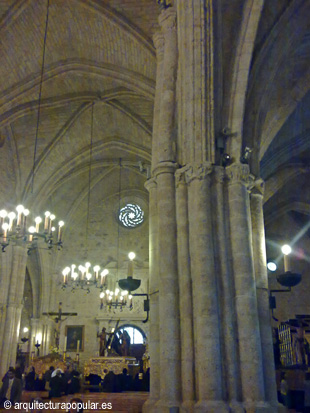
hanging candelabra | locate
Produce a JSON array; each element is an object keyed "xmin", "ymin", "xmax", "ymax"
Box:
[
  {"xmin": 0, "ymin": 205, "xmax": 64, "ymax": 252},
  {"xmin": 99, "ymin": 288, "xmax": 132, "ymax": 311},
  {"xmin": 62, "ymin": 264, "xmax": 108, "ymax": 292}
]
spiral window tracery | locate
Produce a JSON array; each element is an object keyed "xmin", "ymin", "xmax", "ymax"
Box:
[{"xmin": 119, "ymin": 203, "xmax": 144, "ymax": 228}]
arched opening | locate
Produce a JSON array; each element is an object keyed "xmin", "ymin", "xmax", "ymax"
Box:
[{"xmin": 112, "ymin": 324, "xmax": 146, "ymax": 360}]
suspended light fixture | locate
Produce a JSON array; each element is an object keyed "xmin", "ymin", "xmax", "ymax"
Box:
[
  {"xmin": 1, "ymin": 0, "xmax": 66, "ymax": 253},
  {"xmin": 99, "ymin": 289, "xmax": 132, "ymax": 311},
  {"xmin": 62, "ymin": 264, "xmax": 109, "ymax": 292},
  {"xmin": 0, "ymin": 205, "xmax": 64, "ymax": 252},
  {"xmin": 118, "ymin": 251, "xmax": 141, "ymax": 292}
]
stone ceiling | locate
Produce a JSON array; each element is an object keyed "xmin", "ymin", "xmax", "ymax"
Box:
[{"xmin": 0, "ymin": 0, "xmax": 309, "ymax": 297}]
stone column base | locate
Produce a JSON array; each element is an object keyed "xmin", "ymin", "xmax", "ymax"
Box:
[
  {"xmin": 142, "ymin": 398, "xmax": 160, "ymax": 413},
  {"xmin": 180, "ymin": 400, "xmax": 195, "ymax": 413},
  {"xmin": 154, "ymin": 399, "xmax": 181, "ymax": 413},
  {"xmin": 229, "ymin": 400, "xmax": 246, "ymax": 413},
  {"xmin": 194, "ymin": 400, "xmax": 230, "ymax": 413},
  {"xmin": 143, "ymin": 399, "xmax": 285, "ymax": 413},
  {"xmin": 243, "ymin": 401, "xmax": 281, "ymax": 413}
]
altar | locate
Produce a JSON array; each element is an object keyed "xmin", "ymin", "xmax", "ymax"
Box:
[{"xmin": 84, "ymin": 356, "xmax": 137, "ymax": 379}]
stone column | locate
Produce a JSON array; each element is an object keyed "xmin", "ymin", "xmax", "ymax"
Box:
[
  {"xmin": 226, "ymin": 163, "xmax": 271, "ymax": 411},
  {"xmin": 0, "ymin": 249, "xmax": 12, "ymax": 362},
  {"xmin": 175, "ymin": 167, "xmax": 195, "ymax": 412},
  {"xmin": 154, "ymin": 162, "xmax": 181, "ymax": 412},
  {"xmin": 250, "ymin": 179, "xmax": 279, "ymax": 410},
  {"xmin": 157, "ymin": 7, "xmax": 177, "ymax": 163},
  {"xmin": 0, "ymin": 245, "xmax": 27, "ymax": 378},
  {"xmin": 186, "ymin": 163, "xmax": 228, "ymax": 413},
  {"xmin": 143, "ymin": 178, "xmax": 160, "ymax": 412},
  {"xmin": 151, "ymin": 32, "xmax": 165, "ymax": 172},
  {"xmin": 211, "ymin": 167, "xmax": 243, "ymax": 413},
  {"xmin": 37, "ymin": 248, "xmax": 55, "ymax": 314}
]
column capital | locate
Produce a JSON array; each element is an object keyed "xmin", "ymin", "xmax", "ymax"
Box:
[
  {"xmin": 175, "ymin": 165, "xmax": 188, "ymax": 188},
  {"xmin": 144, "ymin": 177, "xmax": 157, "ymax": 192},
  {"xmin": 225, "ymin": 163, "xmax": 254, "ymax": 187},
  {"xmin": 153, "ymin": 161, "xmax": 178, "ymax": 177},
  {"xmin": 153, "ymin": 32, "xmax": 165, "ymax": 58},
  {"xmin": 212, "ymin": 166, "xmax": 225, "ymax": 184},
  {"xmin": 159, "ymin": 7, "xmax": 176, "ymax": 33},
  {"xmin": 250, "ymin": 178, "xmax": 265, "ymax": 196},
  {"xmin": 184, "ymin": 162, "xmax": 213, "ymax": 184}
]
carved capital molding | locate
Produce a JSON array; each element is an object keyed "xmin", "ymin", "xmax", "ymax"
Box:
[
  {"xmin": 212, "ymin": 166, "xmax": 225, "ymax": 185},
  {"xmin": 159, "ymin": 7, "xmax": 176, "ymax": 33},
  {"xmin": 175, "ymin": 165, "xmax": 189, "ymax": 188},
  {"xmin": 225, "ymin": 163, "xmax": 254, "ymax": 187},
  {"xmin": 153, "ymin": 161, "xmax": 178, "ymax": 178},
  {"xmin": 144, "ymin": 177, "xmax": 157, "ymax": 192},
  {"xmin": 250, "ymin": 178, "xmax": 265, "ymax": 196},
  {"xmin": 157, "ymin": 0, "xmax": 173, "ymax": 11},
  {"xmin": 153, "ymin": 32, "xmax": 165, "ymax": 59},
  {"xmin": 184, "ymin": 162, "xmax": 213, "ymax": 184}
]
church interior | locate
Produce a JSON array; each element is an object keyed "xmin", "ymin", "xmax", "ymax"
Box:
[{"xmin": 0, "ymin": 0, "xmax": 310, "ymax": 412}]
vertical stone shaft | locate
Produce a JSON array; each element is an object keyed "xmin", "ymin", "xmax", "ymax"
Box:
[
  {"xmin": 0, "ymin": 245, "xmax": 27, "ymax": 377},
  {"xmin": 152, "ymin": 32, "xmax": 165, "ymax": 173},
  {"xmin": 144, "ymin": 178, "xmax": 160, "ymax": 407},
  {"xmin": 251, "ymin": 181, "xmax": 278, "ymax": 407},
  {"xmin": 227, "ymin": 164, "xmax": 265, "ymax": 403},
  {"xmin": 9, "ymin": 306, "xmax": 22, "ymax": 366},
  {"xmin": 155, "ymin": 164, "xmax": 181, "ymax": 408},
  {"xmin": 0, "ymin": 250, "xmax": 12, "ymax": 360},
  {"xmin": 158, "ymin": 8, "xmax": 177, "ymax": 162},
  {"xmin": 175, "ymin": 168, "xmax": 195, "ymax": 409},
  {"xmin": 186, "ymin": 163, "xmax": 226, "ymax": 412},
  {"xmin": 212, "ymin": 167, "xmax": 242, "ymax": 407}
]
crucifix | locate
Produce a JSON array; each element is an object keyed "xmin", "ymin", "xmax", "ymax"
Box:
[{"xmin": 43, "ymin": 302, "xmax": 78, "ymax": 350}]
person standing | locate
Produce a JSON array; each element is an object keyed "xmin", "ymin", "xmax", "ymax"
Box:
[
  {"xmin": 304, "ymin": 373, "xmax": 310, "ymax": 413},
  {"xmin": 280, "ymin": 372, "xmax": 289, "ymax": 408},
  {"xmin": 0, "ymin": 367, "xmax": 22, "ymax": 407}
]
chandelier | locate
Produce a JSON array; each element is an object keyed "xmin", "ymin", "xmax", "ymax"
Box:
[
  {"xmin": 0, "ymin": 205, "xmax": 64, "ymax": 253},
  {"xmin": 62, "ymin": 263, "xmax": 108, "ymax": 292},
  {"xmin": 1, "ymin": 1, "xmax": 67, "ymax": 255},
  {"xmin": 99, "ymin": 288, "xmax": 132, "ymax": 311}
]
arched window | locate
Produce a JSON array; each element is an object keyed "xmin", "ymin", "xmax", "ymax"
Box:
[{"xmin": 115, "ymin": 324, "xmax": 146, "ymax": 344}]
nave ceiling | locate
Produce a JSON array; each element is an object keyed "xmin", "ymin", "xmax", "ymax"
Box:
[{"xmin": 0, "ymin": 0, "xmax": 309, "ymax": 321}]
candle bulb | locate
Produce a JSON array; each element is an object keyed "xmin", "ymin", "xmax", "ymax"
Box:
[
  {"xmin": 64, "ymin": 336, "xmax": 67, "ymax": 351},
  {"xmin": 49, "ymin": 214, "xmax": 55, "ymax": 234},
  {"xmin": 100, "ymin": 269, "xmax": 109, "ymax": 286},
  {"xmin": 8, "ymin": 212, "xmax": 16, "ymax": 231},
  {"xmin": 16, "ymin": 205, "xmax": 24, "ymax": 226},
  {"xmin": 58, "ymin": 221, "xmax": 64, "ymax": 241},
  {"xmin": 282, "ymin": 244, "xmax": 292, "ymax": 272},
  {"xmin": 94, "ymin": 265, "xmax": 100, "ymax": 281},
  {"xmin": 35, "ymin": 217, "xmax": 42, "ymax": 233},
  {"xmin": 28, "ymin": 226, "xmax": 35, "ymax": 243},
  {"xmin": 77, "ymin": 340, "xmax": 80, "ymax": 353},
  {"xmin": 23, "ymin": 209, "xmax": 29, "ymax": 235},
  {"xmin": 44, "ymin": 211, "xmax": 50, "ymax": 232}
]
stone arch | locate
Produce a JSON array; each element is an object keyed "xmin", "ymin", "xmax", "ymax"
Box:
[{"xmin": 225, "ymin": 0, "xmax": 265, "ymax": 161}]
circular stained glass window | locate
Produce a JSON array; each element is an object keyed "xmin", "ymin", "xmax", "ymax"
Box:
[{"xmin": 119, "ymin": 203, "xmax": 144, "ymax": 228}]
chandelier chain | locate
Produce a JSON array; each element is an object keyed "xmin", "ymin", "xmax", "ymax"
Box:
[
  {"xmin": 85, "ymin": 102, "xmax": 94, "ymax": 248},
  {"xmin": 32, "ymin": 0, "xmax": 50, "ymax": 194}
]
